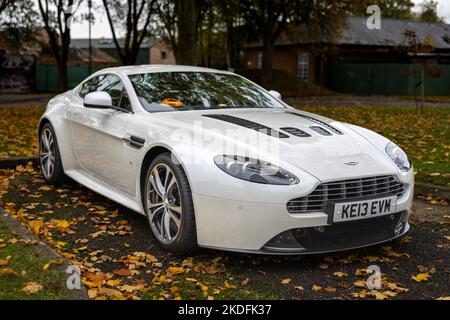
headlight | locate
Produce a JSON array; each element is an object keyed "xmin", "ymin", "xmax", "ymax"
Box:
[
  {"xmin": 214, "ymin": 155, "xmax": 299, "ymax": 185},
  {"xmin": 385, "ymin": 142, "xmax": 411, "ymax": 172}
]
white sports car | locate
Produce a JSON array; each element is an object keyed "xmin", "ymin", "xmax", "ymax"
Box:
[{"xmin": 38, "ymin": 65, "xmax": 414, "ymax": 254}]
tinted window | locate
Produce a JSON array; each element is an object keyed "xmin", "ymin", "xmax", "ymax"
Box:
[
  {"xmin": 128, "ymin": 72, "xmax": 285, "ymax": 113},
  {"xmin": 79, "ymin": 74, "xmax": 131, "ymax": 111}
]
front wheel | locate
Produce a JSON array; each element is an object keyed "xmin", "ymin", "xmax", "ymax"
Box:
[
  {"xmin": 39, "ymin": 123, "xmax": 66, "ymax": 184},
  {"xmin": 144, "ymin": 153, "xmax": 197, "ymax": 253}
]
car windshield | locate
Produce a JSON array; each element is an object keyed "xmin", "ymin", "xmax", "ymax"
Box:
[{"xmin": 128, "ymin": 72, "xmax": 285, "ymax": 112}]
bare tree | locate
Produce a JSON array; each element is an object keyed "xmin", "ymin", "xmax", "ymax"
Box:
[
  {"xmin": 0, "ymin": 0, "xmax": 14, "ymax": 16},
  {"xmin": 242, "ymin": 0, "xmax": 349, "ymax": 84},
  {"xmin": 155, "ymin": 0, "xmax": 202, "ymax": 65},
  {"xmin": 102, "ymin": 0, "xmax": 156, "ymax": 65},
  {"xmin": 37, "ymin": 0, "xmax": 79, "ymax": 91}
]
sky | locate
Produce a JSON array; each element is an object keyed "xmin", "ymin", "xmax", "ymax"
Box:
[{"xmin": 33, "ymin": 0, "xmax": 450, "ymax": 39}]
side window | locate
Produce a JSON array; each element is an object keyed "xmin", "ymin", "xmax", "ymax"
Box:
[
  {"xmin": 80, "ymin": 74, "xmax": 131, "ymax": 112},
  {"xmin": 78, "ymin": 75, "xmax": 102, "ymax": 98},
  {"xmin": 97, "ymin": 74, "xmax": 129, "ymax": 109}
]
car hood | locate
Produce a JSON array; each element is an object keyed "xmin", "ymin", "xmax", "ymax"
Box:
[{"xmin": 155, "ymin": 108, "xmax": 397, "ymax": 182}]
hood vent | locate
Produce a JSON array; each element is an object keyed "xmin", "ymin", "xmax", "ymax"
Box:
[
  {"xmin": 310, "ymin": 126, "xmax": 332, "ymax": 136},
  {"xmin": 280, "ymin": 127, "xmax": 311, "ymax": 137},
  {"xmin": 287, "ymin": 112, "xmax": 343, "ymax": 135},
  {"xmin": 203, "ymin": 114, "xmax": 289, "ymax": 138}
]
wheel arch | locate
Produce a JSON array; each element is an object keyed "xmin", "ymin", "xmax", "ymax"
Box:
[{"xmin": 139, "ymin": 145, "xmax": 194, "ymax": 210}]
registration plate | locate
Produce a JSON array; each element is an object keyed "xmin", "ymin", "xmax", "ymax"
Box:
[{"xmin": 332, "ymin": 196, "xmax": 397, "ymax": 223}]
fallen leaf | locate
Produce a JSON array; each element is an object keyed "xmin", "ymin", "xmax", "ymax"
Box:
[
  {"xmin": 167, "ymin": 267, "xmax": 184, "ymax": 275},
  {"xmin": 411, "ymin": 273, "xmax": 429, "ymax": 282},
  {"xmin": 22, "ymin": 282, "xmax": 43, "ymax": 295},
  {"xmin": 43, "ymin": 259, "xmax": 64, "ymax": 270},
  {"xmin": 312, "ymin": 285, "xmax": 322, "ymax": 292},
  {"xmin": 113, "ymin": 268, "xmax": 132, "ymax": 277},
  {"xmin": 281, "ymin": 278, "xmax": 291, "ymax": 285}
]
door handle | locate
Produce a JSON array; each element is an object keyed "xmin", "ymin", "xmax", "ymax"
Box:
[{"xmin": 123, "ymin": 135, "xmax": 145, "ymax": 149}]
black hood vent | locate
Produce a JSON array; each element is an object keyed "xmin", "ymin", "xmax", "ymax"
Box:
[
  {"xmin": 310, "ymin": 126, "xmax": 332, "ymax": 136},
  {"xmin": 280, "ymin": 127, "xmax": 311, "ymax": 137},
  {"xmin": 287, "ymin": 112, "xmax": 343, "ymax": 135},
  {"xmin": 203, "ymin": 114, "xmax": 289, "ymax": 138}
]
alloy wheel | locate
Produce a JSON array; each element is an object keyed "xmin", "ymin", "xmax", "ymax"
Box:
[
  {"xmin": 40, "ymin": 128, "xmax": 55, "ymax": 180},
  {"xmin": 146, "ymin": 163, "xmax": 183, "ymax": 244}
]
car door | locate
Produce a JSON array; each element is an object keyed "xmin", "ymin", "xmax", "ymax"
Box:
[{"xmin": 71, "ymin": 74, "xmax": 136, "ymax": 194}]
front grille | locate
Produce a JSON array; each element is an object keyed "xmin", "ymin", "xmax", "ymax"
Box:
[{"xmin": 287, "ymin": 175, "xmax": 407, "ymax": 214}]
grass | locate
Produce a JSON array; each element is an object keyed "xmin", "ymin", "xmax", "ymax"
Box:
[
  {"xmin": 0, "ymin": 219, "xmax": 68, "ymax": 299},
  {"xmin": 0, "ymin": 104, "xmax": 448, "ymax": 187},
  {"xmin": 0, "ymin": 106, "xmax": 44, "ymax": 158}
]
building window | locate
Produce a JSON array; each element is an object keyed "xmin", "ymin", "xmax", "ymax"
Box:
[
  {"xmin": 257, "ymin": 52, "xmax": 263, "ymax": 69},
  {"xmin": 298, "ymin": 52, "xmax": 309, "ymax": 81},
  {"xmin": 161, "ymin": 51, "xmax": 167, "ymax": 60}
]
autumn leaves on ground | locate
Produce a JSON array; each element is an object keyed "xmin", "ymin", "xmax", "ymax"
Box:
[
  {"xmin": 0, "ymin": 100, "xmax": 449, "ymax": 300},
  {"xmin": 0, "ymin": 163, "xmax": 449, "ymax": 300}
]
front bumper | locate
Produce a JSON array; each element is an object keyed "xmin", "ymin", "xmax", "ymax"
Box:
[{"xmin": 192, "ymin": 176, "xmax": 414, "ymax": 254}]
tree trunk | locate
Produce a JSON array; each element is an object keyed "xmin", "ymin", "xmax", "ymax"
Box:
[
  {"xmin": 262, "ymin": 35, "xmax": 274, "ymax": 85},
  {"xmin": 176, "ymin": 0, "xmax": 198, "ymax": 65},
  {"xmin": 57, "ymin": 60, "xmax": 68, "ymax": 92},
  {"xmin": 225, "ymin": 18, "xmax": 233, "ymax": 70}
]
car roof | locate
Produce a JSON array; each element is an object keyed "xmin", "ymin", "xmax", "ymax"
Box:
[{"xmin": 99, "ymin": 64, "xmax": 233, "ymax": 76}]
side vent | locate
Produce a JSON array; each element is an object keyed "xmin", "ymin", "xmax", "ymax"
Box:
[
  {"xmin": 280, "ymin": 127, "xmax": 311, "ymax": 137},
  {"xmin": 287, "ymin": 112, "xmax": 343, "ymax": 135},
  {"xmin": 310, "ymin": 126, "xmax": 332, "ymax": 136},
  {"xmin": 203, "ymin": 114, "xmax": 289, "ymax": 138}
]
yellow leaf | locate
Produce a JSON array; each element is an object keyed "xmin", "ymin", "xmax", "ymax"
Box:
[
  {"xmin": 106, "ymin": 279, "xmax": 122, "ymax": 287},
  {"xmin": 29, "ymin": 220, "xmax": 43, "ymax": 234},
  {"xmin": 312, "ymin": 285, "xmax": 322, "ymax": 291},
  {"xmin": 295, "ymin": 286, "xmax": 304, "ymax": 291},
  {"xmin": 333, "ymin": 271, "xmax": 348, "ymax": 278},
  {"xmin": 352, "ymin": 289, "xmax": 367, "ymax": 298},
  {"xmin": 42, "ymin": 259, "xmax": 64, "ymax": 270},
  {"xmin": 411, "ymin": 273, "xmax": 429, "ymax": 282},
  {"xmin": 167, "ymin": 267, "xmax": 185, "ymax": 275},
  {"xmin": 368, "ymin": 290, "xmax": 388, "ymax": 300},
  {"xmin": 281, "ymin": 278, "xmax": 291, "ymax": 285},
  {"xmin": 224, "ymin": 280, "xmax": 236, "ymax": 289},
  {"xmin": 319, "ymin": 263, "xmax": 328, "ymax": 269},
  {"xmin": 0, "ymin": 268, "xmax": 17, "ymax": 276},
  {"xmin": 436, "ymin": 296, "xmax": 450, "ymax": 300}
]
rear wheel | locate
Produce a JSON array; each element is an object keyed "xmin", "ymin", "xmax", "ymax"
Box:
[
  {"xmin": 144, "ymin": 153, "xmax": 197, "ymax": 253},
  {"xmin": 39, "ymin": 123, "xmax": 65, "ymax": 184}
]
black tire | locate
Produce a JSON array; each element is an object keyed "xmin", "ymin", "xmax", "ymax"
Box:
[
  {"xmin": 144, "ymin": 153, "xmax": 197, "ymax": 253},
  {"xmin": 39, "ymin": 123, "xmax": 66, "ymax": 185}
]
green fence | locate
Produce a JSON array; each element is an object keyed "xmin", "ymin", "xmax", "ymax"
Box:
[
  {"xmin": 36, "ymin": 64, "xmax": 104, "ymax": 92},
  {"xmin": 330, "ymin": 63, "xmax": 450, "ymax": 96}
]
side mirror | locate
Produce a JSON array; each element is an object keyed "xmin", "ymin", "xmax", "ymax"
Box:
[
  {"xmin": 84, "ymin": 92, "xmax": 113, "ymax": 109},
  {"xmin": 268, "ymin": 90, "xmax": 282, "ymax": 100}
]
